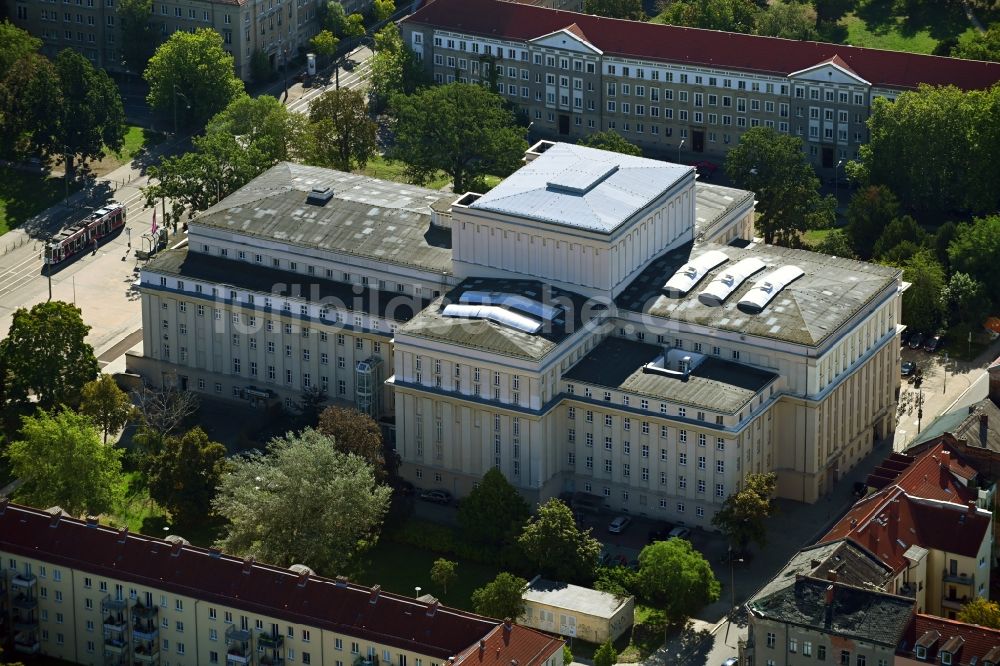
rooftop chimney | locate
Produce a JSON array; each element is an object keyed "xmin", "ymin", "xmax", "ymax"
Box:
[
  {"xmin": 825, "ymin": 584, "xmax": 835, "ymax": 605},
  {"xmin": 171, "ymin": 541, "xmax": 183, "ymax": 557},
  {"xmin": 85, "ymin": 516, "xmax": 98, "ymax": 527},
  {"xmin": 479, "ymin": 640, "xmax": 486, "ymax": 652},
  {"xmin": 335, "ymin": 575, "xmax": 349, "ymax": 588},
  {"xmin": 0, "ymin": 498, "xmax": 8, "ymax": 514},
  {"xmin": 242, "ymin": 556, "xmax": 255, "ymax": 574},
  {"xmin": 49, "ymin": 513, "xmax": 61, "ymax": 528},
  {"xmin": 297, "ymin": 570, "xmax": 309, "ymax": 587},
  {"xmin": 208, "ymin": 547, "xmax": 221, "ymax": 558},
  {"xmin": 981, "ymin": 413, "xmax": 989, "ymax": 438},
  {"xmin": 427, "ymin": 601, "xmax": 439, "ymax": 618},
  {"xmin": 117, "ymin": 527, "xmax": 129, "ymax": 544},
  {"xmin": 969, "ymin": 500, "xmax": 978, "ymax": 514},
  {"xmin": 370, "ymin": 584, "xmax": 381, "ymax": 604}
]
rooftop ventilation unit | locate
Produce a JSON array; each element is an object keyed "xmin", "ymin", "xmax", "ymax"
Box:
[
  {"xmin": 737, "ymin": 265, "xmax": 805, "ymax": 314},
  {"xmin": 442, "ymin": 304, "xmax": 542, "ymax": 334},
  {"xmin": 459, "ymin": 291, "xmax": 561, "ymax": 322},
  {"xmin": 306, "ymin": 187, "xmax": 334, "ymax": 206},
  {"xmin": 698, "ymin": 257, "xmax": 767, "ymax": 307},
  {"xmin": 663, "ymin": 250, "xmax": 729, "ymax": 297}
]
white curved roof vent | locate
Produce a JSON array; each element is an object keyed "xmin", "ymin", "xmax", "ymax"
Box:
[
  {"xmin": 459, "ymin": 291, "xmax": 561, "ymax": 322},
  {"xmin": 442, "ymin": 304, "xmax": 543, "ymax": 334},
  {"xmin": 698, "ymin": 257, "xmax": 767, "ymax": 307},
  {"xmin": 663, "ymin": 250, "xmax": 729, "ymax": 298},
  {"xmin": 737, "ymin": 265, "xmax": 805, "ymax": 314}
]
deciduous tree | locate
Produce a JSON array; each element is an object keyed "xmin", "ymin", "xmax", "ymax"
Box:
[
  {"xmin": 948, "ymin": 215, "xmax": 1000, "ymax": 310},
  {"xmin": 430, "ymin": 558, "xmax": 457, "ymax": 594},
  {"xmin": 0, "ymin": 301, "xmax": 98, "ymax": 410},
  {"xmin": 6, "ymin": 409, "xmax": 125, "ymax": 516},
  {"xmin": 390, "ymin": 83, "xmax": 527, "ymax": 193},
  {"xmin": 710, "ymin": 472, "xmax": 776, "ymax": 553},
  {"xmin": 637, "ymin": 538, "xmax": 720, "ymax": 621},
  {"xmin": 855, "ymin": 85, "xmax": 1000, "ymax": 215},
  {"xmin": 54, "ymin": 49, "xmax": 126, "ymax": 179},
  {"xmin": 213, "ymin": 428, "xmax": 391, "ymax": 574},
  {"xmin": 900, "ymin": 249, "xmax": 946, "ymax": 334},
  {"xmin": 457, "ymin": 468, "xmax": 529, "ymax": 548},
  {"xmin": 951, "ymin": 25, "xmax": 1000, "ymax": 63},
  {"xmin": 518, "ymin": 498, "xmax": 602, "ymax": 584},
  {"xmin": 0, "ymin": 20, "xmax": 41, "ymax": 79},
  {"xmin": 754, "ymin": 0, "xmax": 817, "ymax": 39},
  {"xmin": 310, "ymin": 30, "xmax": 339, "ymax": 66},
  {"xmin": 813, "ymin": 229, "xmax": 856, "ymax": 259},
  {"xmin": 131, "ymin": 381, "xmax": 199, "ymax": 455},
  {"xmin": 593, "ymin": 640, "xmax": 618, "ymax": 666},
  {"xmin": 471, "ymin": 572, "xmax": 527, "ymax": 620},
  {"xmin": 367, "ymin": 23, "xmax": 428, "ymax": 113},
  {"xmin": 118, "ymin": 0, "xmax": 158, "ymax": 74},
  {"xmin": 958, "ymin": 597, "xmax": 1000, "ymax": 629},
  {"xmin": 872, "ymin": 215, "xmax": 927, "ymax": 261},
  {"xmin": 316, "ymin": 405, "xmax": 387, "ymax": 479},
  {"xmin": 725, "ymin": 127, "xmax": 835, "ymax": 246},
  {"xmin": 307, "ymin": 87, "xmax": 378, "ymax": 171},
  {"xmin": 845, "ymin": 185, "xmax": 900, "ymax": 259},
  {"xmin": 80, "ymin": 374, "xmax": 136, "ymax": 443},
  {"xmin": 578, "ymin": 130, "xmax": 642, "ymax": 156},
  {"xmin": 144, "ymin": 29, "xmax": 245, "ymax": 129},
  {"xmin": 943, "ymin": 272, "xmax": 990, "ymax": 328},
  {"xmin": 370, "ymin": 0, "xmax": 395, "ymax": 23},
  {"xmin": 147, "ymin": 426, "xmax": 227, "ymax": 527},
  {"xmin": 655, "ymin": 0, "xmax": 758, "ymax": 33},
  {"xmin": 585, "ymin": 0, "xmax": 646, "ymax": 20},
  {"xmin": 0, "ymin": 53, "xmax": 62, "ymax": 159}
]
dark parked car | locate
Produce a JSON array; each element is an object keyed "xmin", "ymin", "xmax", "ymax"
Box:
[
  {"xmin": 648, "ymin": 522, "xmax": 674, "ymax": 543},
  {"xmin": 908, "ymin": 332, "xmax": 925, "ymax": 350},
  {"xmin": 924, "ymin": 334, "xmax": 943, "ymax": 353},
  {"xmin": 390, "ymin": 478, "xmax": 415, "ymax": 496},
  {"xmin": 901, "ymin": 361, "xmax": 916, "ymax": 377},
  {"xmin": 608, "ymin": 516, "xmax": 632, "ymax": 534},
  {"xmin": 419, "ymin": 489, "xmax": 452, "ymax": 505}
]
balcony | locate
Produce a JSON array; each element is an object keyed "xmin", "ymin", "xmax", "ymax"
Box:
[
  {"xmin": 134, "ymin": 646, "xmax": 160, "ymax": 663},
  {"xmin": 104, "ymin": 614, "xmax": 128, "ymax": 632},
  {"xmin": 102, "ymin": 594, "xmax": 128, "ymax": 612},
  {"xmin": 104, "ymin": 638, "xmax": 128, "ymax": 654},
  {"xmin": 14, "ymin": 640, "xmax": 40, "ymax": 655},
  {"xmin": 261, "ymin": 656, "xmax": 285, "ymax": 666},
  {"xmin": 12, "ymin": 593, "xmax": 38, "ymax": 610},
  {"xmin": 258, "ymin": 633, "xmax": 284, "ymax": 649},
  {"xmin": 942, "ymin": 596, "xmax": 972, "ymax": 610},
  {"xmin": 132, "ymin": 622, "xmax": 159, "ymax": 642},
  {"xmin": 132, "ymin": 603, "xmax": 159, "ymax": 619},
  {"xmin": 11, "ymin": 573, "xmax": 37, "ymax": 588},
  {"xmin": 354, "ymin": 656, "xmax": 380, "ymax": 666},
  {"xmin": 943, "ymin": 571, "xmax": 975, "ymax": 586},
  {"xmin": 226, "ymin": 650, "xmax": 252, "ymax": 664},
  {"xmin": 12, "ymin": 610, "xmax": 38, "ymax": 632}
]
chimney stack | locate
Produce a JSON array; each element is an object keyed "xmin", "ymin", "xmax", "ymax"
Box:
[
  {"xmin": 117, "ymin": 527, "xmax": 129, "ymax": 544},
  {"xmin": 969, "ymin": 500, "xmax": 978, "ymax": 514},
  {"xmin": 85, "ymin": 515, "xmax": 98, "ymax": 527},
  {"xmin": 242, "ymin": 556, "xmax": 255, "ymax": 574},
  {"xmin": 170, "ymin": 541, "xmax": 183, "ymax": 557},
  {"xmin": 370, "ymin": 584, "xmax": 381, "ymax": 604},
  {"xmin": 426, "ymin": 601, "xmax": 439, "ymax": 617},
  {"xmin": 297, "ymin": 570, "xmax": 309, "ymax": 587},
  {"xmin": 825, "ymin": 584, "xmax": 835, "ymax": 605}
]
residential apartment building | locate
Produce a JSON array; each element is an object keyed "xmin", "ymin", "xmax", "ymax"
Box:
[
  {"xmin": 401, "ymin": 0, "xmax": 1000, "ymax": 172},
  {"xmin": 744, "ymin": 541, "xmax": 915, "ymax": 666},
  {"xmin": 0, "ymin": 500, "xmax": 564, "ymax": 666},
  {"xmin": 7, "ymin": 0, "xmax": 337, "ymax": 80},
  {"xmin": 897, "ymin": 614, "xmax": 1000, "ymax": 665},
  {"xmin": 128, "ymin": 142, "xmax": 902, "ymax": 528}
]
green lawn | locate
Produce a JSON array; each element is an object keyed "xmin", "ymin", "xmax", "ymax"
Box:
[
  {"xmin": 356, "ymin": 540, "xmax": 500, "ymax": 611},
  {"xmin": 801, "ymin": 228, "xmax": 835, "ymax": 249},
  {"xmin": 358, "ymin": 155, "xmax": 452, "ymax": 191},
  {"xmin": 113, "ymin": 125, "xmax": 165, "ymax": 163},
  {"xmin": 0, "ymin": 167, "xmax": 83, "ymax": 235},
  {"xmin": 838, "ymin": 12, "xmax": 943, "ymax": 53}
]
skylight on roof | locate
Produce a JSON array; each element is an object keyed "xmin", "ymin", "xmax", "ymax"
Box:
[
  {"xmin": 442, "ymin": 304, "xmax": 543, "ymax": 334},
  {"xmin": 663, "ymin": 250, "xmax": 728, "ymax": 297}
]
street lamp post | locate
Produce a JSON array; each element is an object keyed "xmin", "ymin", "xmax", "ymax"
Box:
[
  {"xmin": 943, "ymin": 352, "xmax": 948, "ymax": 394},
  {"xmin": 677, "ymin": 138, "xmax": 685, "ymax": 164},
  {"xmin": 173, "ymin": 85, "xmax": 191, "ymax": 136},
  {"xmin": 279, "ymin": 40, "xmax": 289, "ymax": 99}
]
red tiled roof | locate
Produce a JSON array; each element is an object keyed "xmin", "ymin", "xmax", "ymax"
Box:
[
  {"xmin": 821, "ymin": 490, "xmax": 989, "ymax": 572},
  {"xmin": 562, "ymin": 22, "xmax": 589, "ymax": 43},
  {"xmin": 0, "ymin": 502, "xmax": 543, "ymax": 661},
  {"xmin": 407, "ymin": 0, "xmax": 1000, "ymax": 91},
  {"xmin": 454, "ymin": 622, "xmax": 563, "ymax": 666},
  {"xmin": 900, "ymin": 614, "xmax": 1000, "ymax": 665}
]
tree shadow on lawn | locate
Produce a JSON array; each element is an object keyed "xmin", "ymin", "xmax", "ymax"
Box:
[{"xmin": 855, "ymin": 0, "xmax": 971, "ymax": 41}]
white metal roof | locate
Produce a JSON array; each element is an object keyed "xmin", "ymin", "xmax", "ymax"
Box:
[
  {"xmin": 737, "ymin": 265, "xmax": 805, "ymax": 314},
  {"xmin": 663, "ymin": 249, "xmax": 729, "ymax": 297},
  {"xmin": 459, "ymin": 291, "xmax": 562, "ymax": 321},
  {"xmin": 469, "ymin": 143, "xmax": 692, "ymax": 233},
  {"xmin": 698, "ymin": 257, "xmax": 767, "ymax": 307},
  {"xmin": 441, "ymin": 304, "xmax": 543, "ymax": 334}
]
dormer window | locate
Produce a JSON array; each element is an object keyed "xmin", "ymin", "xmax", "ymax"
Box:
[
  {"xmin": 916, "ymin": 647, "xmax": 927, "ymax": 660},
  {"xmin": 942, "ymin": 652, "xmax": 952, "ymax": 666}
]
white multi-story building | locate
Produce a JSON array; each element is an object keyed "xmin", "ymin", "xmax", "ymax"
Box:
[{"xmin": 129, "ymin": 142, "xmax": 902, "ymax": 525}]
